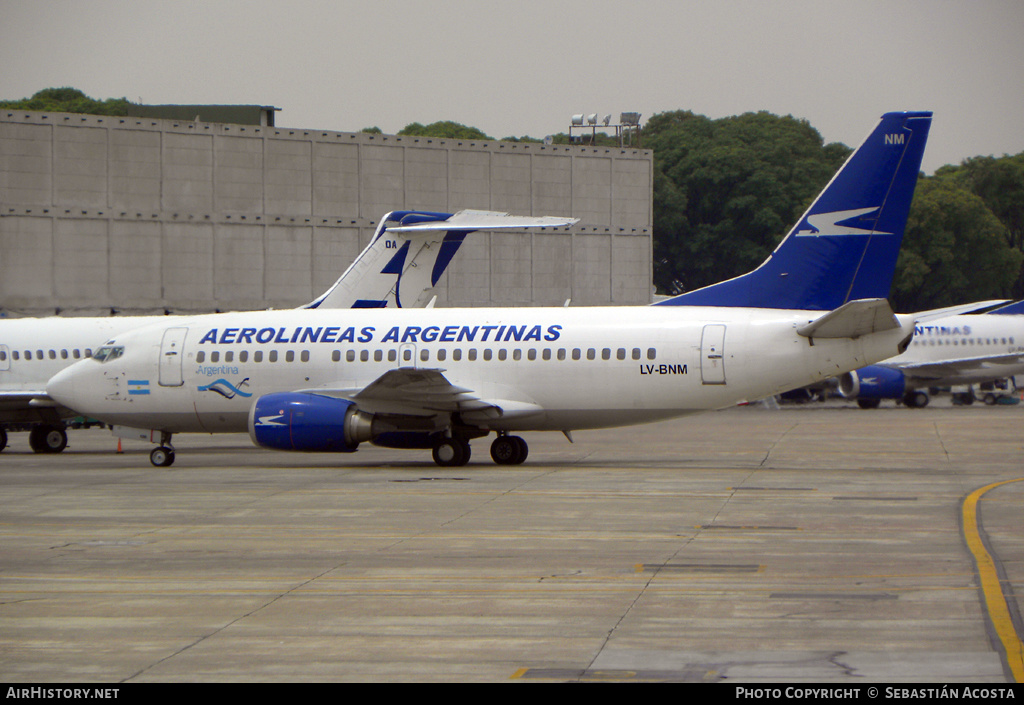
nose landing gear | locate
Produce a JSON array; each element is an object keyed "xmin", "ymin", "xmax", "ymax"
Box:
[{"xmin": 149, "ymin": 432, "xmax": 175, "ymax": 467}]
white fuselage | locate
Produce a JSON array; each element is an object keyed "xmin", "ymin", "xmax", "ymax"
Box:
[
  {"xmin": 892, "ymin": 314, "xmax": 1024, "ymax": 385},
  {"xmin": 47, "ymin": 305, "xmax": 915, "ymax": 436},
  {"xmin": 0, "ymin": 316, "xmax": 168, "ymax": 397}
]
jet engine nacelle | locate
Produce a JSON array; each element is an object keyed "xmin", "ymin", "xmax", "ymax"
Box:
[
  {"xmin": 248, "ymin": 392, "xmax": 377, "ymax": 452},
  {"xmin": 838, "ymin": 365, "xmax": 906, "ymax": 400}
]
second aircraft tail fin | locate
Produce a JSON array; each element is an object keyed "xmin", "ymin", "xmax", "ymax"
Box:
[{"xmin": 304, "ymin": 210, "xmax": 578, "ymax": 309}]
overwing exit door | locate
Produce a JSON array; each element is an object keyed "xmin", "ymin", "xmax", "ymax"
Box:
[
  {"xmin": 700, "ymin": 324, "xmax": 726, "ymax": 384},
  {"xmin": 159, "ymin": 328, "xmax": 188, "ymax": 387}
]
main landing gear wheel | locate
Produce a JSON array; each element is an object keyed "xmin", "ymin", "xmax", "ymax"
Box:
[
  {"xmin": 0, "ymin": 428, "xmax": 7, "ymax": 452},
  {"xmin": 29, "ymin": 425, "xmax": 68, "ymax": 453},
  {"xmin": 150, "ymin": 446, "xmax": 175, "ymax": 467},
  {"xmin": 903, "ymin": 390, "xmax": 929, "ymax": 408},
  {"xmin": 490, "ymin": 435, "xmax": 528, "ymax": 465},
  {"xmin": 432, "ymin": 437, "xmax": 471, "ymax": 467}
]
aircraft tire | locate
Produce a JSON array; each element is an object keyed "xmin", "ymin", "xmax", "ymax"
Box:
[
  {"xmin": 432, "ymin": 438, "xmax": 470, "ymax": 467},
  {"xmin": 490, "ymin": 435, "xmax": 528, "ymax": 465},
  {"xmin": 904, "ymin": 390, "xmax": 929, "ymax": 408},
  {"xmin": 150, "ymin": 446, "xmax": 175, "ymax": 468},
  {"xmin": 0, "ymin": 428, "xmax": 6, "ymax": 452},
  {"xmin": 856, "ymin": 399, "xmax": 881, "ymax": 409},
  {"xmin": 30, "ymin": 425, "xmax": 68, "ymax": 454}
]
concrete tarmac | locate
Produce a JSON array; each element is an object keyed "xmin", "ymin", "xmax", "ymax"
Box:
[{"xmin": 1, "ymin": 399, "xmax": 1022, "ymax": 683}]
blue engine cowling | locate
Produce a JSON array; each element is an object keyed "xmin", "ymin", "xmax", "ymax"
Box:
[
  {"xmin": 248, "ymin": 392, "xmax": 377, "ymax": 452},
  {"xmin": 838, "ymin": 365, "xmax": 906, "ymax": 400}
]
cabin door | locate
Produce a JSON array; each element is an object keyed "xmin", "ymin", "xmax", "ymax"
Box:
[{"xmin": 158, "ymin": 328, "xmax": 188, "ymax": 387}]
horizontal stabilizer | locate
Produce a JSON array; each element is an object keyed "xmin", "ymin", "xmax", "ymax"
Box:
[
  {"xmin": 387, "ymin": 209, "xmax": 578, "ymax": 233},
  {"xmin": 797, "ymin": 299, "xmax": 899, "ymax": 339}
]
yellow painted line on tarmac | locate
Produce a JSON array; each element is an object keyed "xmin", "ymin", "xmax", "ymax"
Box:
[{"xmin": 962, "ymin": 478, "xmax": 1024, "ymax": 682}]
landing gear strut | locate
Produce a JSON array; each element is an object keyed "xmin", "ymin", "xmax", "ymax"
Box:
[{"xmin": 149, "ymin": 432, "xmax": 175, "ymax": 467}]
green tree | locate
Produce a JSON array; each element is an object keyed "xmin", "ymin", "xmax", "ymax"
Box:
[
  {"xmin": 397, "ymin": 121, "xmax": 492, "ymax": 140},
  {"xmin": 0, "ymin": 87, "xmax": 131, "ymax": 116},
  {"xmin": 936, "ymin": 153, "xmax": 1024, "ymax": 298},
  {"xmin": 892, "ymin": 175, "xmax": 1021, "ymax": 311}
]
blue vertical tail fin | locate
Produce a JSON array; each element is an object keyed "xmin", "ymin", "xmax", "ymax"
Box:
[{"xmin": 657, "ymin": 111, "xmax": 932, "ymax": 310}]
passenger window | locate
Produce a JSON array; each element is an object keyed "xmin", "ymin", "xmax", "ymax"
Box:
[
  {"xmin": 388, "ymin": 350, "xmax": 397, "ymax": 362},
  {"xmin": 647, "ymin": 348, "xmax": 656, "ymax": 360},
  {"xmin": 211, "ymin": 352, "xmax": 220, "ymax": 362},
  {"xmin": 25, "ymin": 351, "xmax": 31, "ymax": 360},
  {"xmin": 254, "ymin": 351, "xmax": 263, "ymax": 362},
  {"xmin": 0, "ymin": 351, "xmax": 6, "ymax": 362},
  {"xmin": 301, "ymin": 350, "xmax": 310, "ymax": 362},
  {"xmin": 498, "ymin": 349, "xmax": 507, "ymax": 361},
  {"xmin": 468, "ymin": 349, "xmax": 477, "ymax": 361},
  {"xmin": 49, "ymin": 350, "xmax": 56, "ymax": 360},
  {"xmin": 13, "ymin": 351, "xmax": 19, "ymax": 361},
  {"xmin": 543, "ymin": 349, "xmax": 551, "ymax": 361},
  {"xmin": 196, "ymin": 351, "xmax": 205, "ymax": 363},
  {"xmin": 269, "ymin": 350, "xmax": 278, "ymax": 363},
  {"xmin": 452, "ymin": 349, "xmax": 462, "ymax": 361},
  {"xmin": 420, "ymin": 349, "xmax": 429, "ymax": 362},
  {"xmin": 332, "ymin": 350, "xmax": 341, "ymax": 362},
  {"xmin": 225, "ymin": 351, "xmax": 234, "ymax": 362},
  {"xmin": 513, "ymin": 349, "xmax": 521, "ymax": 361},
  {"xmin": 557, "ymin": 349, "xmax": 566, "ymax": 361},
  {"xmin": 632, "ymin": 348, "xmax": 641, "ymax": 360},
  {"xmin": 437, "ymin": 349, "xmax": 447, "ymax": 362},
  {"xmin": 528, "ymin": 349, "xmax": 537, "ymax": 361},
  {"xmin": 239, "ymin": 351, "xmax": 249, "ymax": 362},
  {"xmin": 483, "ymin": 349, "xmax": 492, "ymax": 361},
  {"xmin": 347, "ymin": 350, "xmax": 356, "ymax": 362},
  {"xmin": 572, "ymin": 348, "xmax": 581, "ymax": 360},
  {"xmin": 73, "ymin": 350, "xmax": 81, "ymax": 359},
  {"xmin": 286, "ymin": 350, "xmax": 295, "ymax": 362},
  {"xmin": 360, "ymin": 350, "xmax": 369, "ymax": 362},
  {"xmin": 61, "ymin": 349, "xmax": 71, "ymax": 359},
  {"xmin": 587, "ymin": 348, "xmax": 596, "ymax": 360},
  {"xmin": 602, "ymin": 348, "xmax": 611, "ymax": 360},
  {"xmin": 374, "ymin": 350, "xmax": 383, "ymax": 362},
  {"xmin": 617, "ymin": 348, "xmax": 626, "ymax": 360}
]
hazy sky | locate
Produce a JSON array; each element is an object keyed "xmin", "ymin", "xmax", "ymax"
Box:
[{"xmin": 2, "ymin": 0, "xmax": 1022, "ymax": 173}]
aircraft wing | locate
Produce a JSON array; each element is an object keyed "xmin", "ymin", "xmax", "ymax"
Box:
[
  {"xmin": 302, "ymin": 368, "xmax": 543, "ymax": 422},
  {"xmin": 0, "ymin": 390, "xmax": 52, "ymax": 411},
  {"xmin": 894, "ymin": 352, "xmax": 1024, "ymax": 384},
  {"xmin": 912, "ymin": 299, "xmax": 1010, "ymax": 322}
]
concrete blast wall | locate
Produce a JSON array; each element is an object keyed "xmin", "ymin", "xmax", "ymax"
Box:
[{"xmin": 0, "ymin": 111, "xmax": 653, "ymax": 315}]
